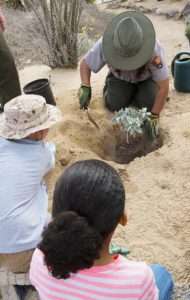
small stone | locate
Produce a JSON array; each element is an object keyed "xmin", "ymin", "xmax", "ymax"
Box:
[
  {"xmin": 155, "ymin": 8, "xmax": 162, "ymax": 15},
  {"xmin": 26, "ymin": 59, "xmax": 31, "ymax": 64},
  {"xmin": 69, "ymin": 149, "xmax": 75, "ymax": 154},
  {"xmin": 117, "ymin": 168, "xmax": 129, "ymax": 179},
  {"xmin": 166, "ymin": 10, "xmax": 179, "ymax": 18},
  {"xmin": 59, "ymin": 149, "xmax": 72, "ymax": 166},
  {"xmin": 175, "ymin": 43, "xmax": 182, "ymax": 48},
  {"xmin": 59, "ymin": 157, "xmax": 70, "ymax": 166}
]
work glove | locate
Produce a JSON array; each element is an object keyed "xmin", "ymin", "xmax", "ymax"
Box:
[
  {"xmin": 144, "ymin": 113, "xmax": 159, "ymax": 141},
  {"xmin": 78, "ymin": 85, "xmax": 91, "ymax": 110}
]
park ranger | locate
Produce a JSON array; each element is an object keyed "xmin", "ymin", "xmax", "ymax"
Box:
[
  {"xmin": 0, "ymin": 7, "xmax": 21, "ymax": 112},
  {"xmin": 79, "ymin": 11, "xmax": 169, "ymax": 138}
]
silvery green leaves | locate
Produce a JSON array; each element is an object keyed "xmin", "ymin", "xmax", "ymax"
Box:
[{"xmin": 112, "ymin": 107, "xmax": 150, "ymax": 143}]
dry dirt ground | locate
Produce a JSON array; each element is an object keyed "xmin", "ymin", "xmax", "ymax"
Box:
[{"xmin": 2, "ymin": 0, "xmax": 190, "ymax": 299}]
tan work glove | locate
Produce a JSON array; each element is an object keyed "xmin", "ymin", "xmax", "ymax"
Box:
[{"xmin": 144, "ymin": 113, "xmax": 159, "ymax": 140}]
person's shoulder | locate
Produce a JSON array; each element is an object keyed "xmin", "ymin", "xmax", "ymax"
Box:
[
  {"xmin": 31, "ymin": 248, "xmax": 44, "ymax": 266},
  {"xmin": 94, "ymin": 37, "xmax": 103, "ymax": 46},
  {"xmin": 123, "ymin": 258, "xmax": 148, "ymax": 269},
  {"xmin": 21, "ymin": 140, "xmax": 47, "ymax": 154},
  {"xmin": 155, "ymin": 39, "xmax": 165, "ymax": 53},
  {"xmin": 120, "ymin": 257, "xmax": 152, "ymax": 276},
  {"xmin": 30, "ymin": 248, "xmax": 47, "ymax": 284},
  {"xmin": 0, "ymin": 137, "xmax": 6, "ymax": 145},
  {"xmin": 0, "ymin": 137, "xmax": 9, "ymax": 154},
  {"xmin": 26, "ymin": 140, "xmax": 53, "ymax": 154},
  {"xmin": 0, "ymin": 138, "xmax": 19, "ymax": 151},
  {"xmin": 87, "ymin": 37, "xmax": 103, "ymax": 53}
]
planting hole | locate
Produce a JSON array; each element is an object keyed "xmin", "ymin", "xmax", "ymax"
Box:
[
  {"xmin": 100, "ymin": 127, "xmax": 164, "ymax": 164},
  {"xmin": 60, "ymin": 107, "xmax": 164, "ymax": 165},
  {"xmin": 96, "ymin": 107, "xmax": 164, "ymax": 164}
]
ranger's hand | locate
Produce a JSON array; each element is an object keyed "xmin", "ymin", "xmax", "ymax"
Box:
[
  {"xmin": 145, "ymin": 113, "xmax": 159, "ymax": 140},
  {"xmin": 78, "ymin": 85, "xmax": 91, "ymax": 110}
]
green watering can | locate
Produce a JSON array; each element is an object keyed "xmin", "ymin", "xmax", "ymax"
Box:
[{"xmin": 171, "ymin": 52, "xmax": 190, "ymax": 93}]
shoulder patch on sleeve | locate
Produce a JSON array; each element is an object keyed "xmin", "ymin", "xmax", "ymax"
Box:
[{"xmin": 152, "ymin": 56, "xmax": 163, "ymax": 69}]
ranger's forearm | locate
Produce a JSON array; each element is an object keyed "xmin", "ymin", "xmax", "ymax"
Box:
[
  {"xmin": 151, "ymin": 79, "xmax": 169, "ymax": 115},
  {"xmin": 80, "ymin": 59, "xmax": 91, "ymax": 86}
]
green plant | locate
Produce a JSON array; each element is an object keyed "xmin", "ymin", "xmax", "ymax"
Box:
[{"xmin": 112, "ymin": 107, "xmax": 150, "ymax": 143}]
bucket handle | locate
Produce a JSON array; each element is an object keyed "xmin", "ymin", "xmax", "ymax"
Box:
[{"xmin": 171, "ymin": 51, "xmax": 190, "ymax": 77}]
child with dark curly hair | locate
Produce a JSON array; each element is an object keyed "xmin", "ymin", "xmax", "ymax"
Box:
[{"xmin": 30, "ymin": 159, "xmax": 173, "ymax": 300}]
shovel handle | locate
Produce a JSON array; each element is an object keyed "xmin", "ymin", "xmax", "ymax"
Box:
[{"xmin": 86, "ymin": 109, "xmax": 100, "ymax": 130}]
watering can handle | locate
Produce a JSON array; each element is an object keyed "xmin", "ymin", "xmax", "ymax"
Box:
[{"xmin": 171, "ymin": 51, "xmax": 190, "ymax": 77}]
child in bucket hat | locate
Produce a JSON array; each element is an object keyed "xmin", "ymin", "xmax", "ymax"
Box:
[{"xmin": 0, "ymin": 94, "xmax": 62, "ymax": 297}]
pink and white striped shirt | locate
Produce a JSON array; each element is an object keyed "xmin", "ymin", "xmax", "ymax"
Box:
[{"xmin": 30, "ymin": 248, "xmax": 158, "ymax": 300}]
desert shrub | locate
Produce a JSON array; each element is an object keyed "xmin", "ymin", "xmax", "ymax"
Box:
[{"xmin": 24, "ymin": 0, "xmax": 95, "ymax": 68}]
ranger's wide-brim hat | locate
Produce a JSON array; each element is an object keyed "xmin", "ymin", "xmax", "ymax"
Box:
[
  {"xmin": 0, "ymin": 94, "xmax": 62, "ymax": 139},
  {"xmin": 102, "ymin": 11, "xmax": 156, "ymax": 71}
]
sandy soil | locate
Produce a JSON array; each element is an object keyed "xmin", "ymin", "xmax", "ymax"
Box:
[{"xmin": 18, "ymin": 8, "xmax": 190, "ymax": 290}]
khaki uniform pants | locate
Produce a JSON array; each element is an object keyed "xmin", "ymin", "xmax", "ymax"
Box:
[{"xmin": 0, "ymin": 250, "xmax": 34, "ymax": 274}]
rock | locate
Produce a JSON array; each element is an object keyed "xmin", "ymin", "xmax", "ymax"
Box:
[
  {"xmin": 59, "ymin": 157, "xmax": 70, "ymax": 166},
  {"xmin": 173, "ymin": 284, "xmax": 190, "ymax": 300},
  {"xmin": 166, "ymin": 10, "xmax": 179, "ymax": 18},
  {"xmin": 155, "ymin": 8, "xmax": 164, "ymax": 15},
  {"xmin": 26, "ymin": 59, "xmax": 31, "ymax": 64},
  {"xmin": 155, "ymin": 8, "xmax": 179, "ymax": 18},
  {"xmin": 175, "ymin": 43, "xmax": 182, "ymax": 48},
  {"xmin": 59, "ymin": 149, "xmax": 72, "ymax": 167}
]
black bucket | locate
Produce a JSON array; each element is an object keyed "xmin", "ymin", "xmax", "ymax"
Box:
[{"xmin": 23, "ymin": 78, "xmax": 56, "ymax": 106}]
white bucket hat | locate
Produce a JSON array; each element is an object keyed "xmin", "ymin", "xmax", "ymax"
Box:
[{"xmin": 0, "ymin": 94, "xmax": 62, "ymax": 139}]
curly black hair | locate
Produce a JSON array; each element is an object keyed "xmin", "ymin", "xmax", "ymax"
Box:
[
  {"xmin": 39, "ymin": 159, "xmax": 125, "ymax": 279},
  {"xmin": 40, "ymin": 211, "xmax": 103, "ymax": 279}
]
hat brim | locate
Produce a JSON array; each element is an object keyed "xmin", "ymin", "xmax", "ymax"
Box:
[
  {"xmin": 0, "ymin": 104, "xmax": 62, "ymax": 140},
  {"xmin": 102, "ymin": 11, "xmax": 156, "ymax": 71}
]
